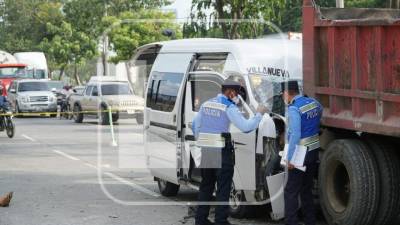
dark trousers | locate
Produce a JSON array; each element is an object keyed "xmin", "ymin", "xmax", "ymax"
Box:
[
  {"xmin": 195, "ymin": 145, "xmax": 234, "ymax": 225},
  {"xmin": 284, "ymin": 149, "xmax": 318, "ymax": 225}
]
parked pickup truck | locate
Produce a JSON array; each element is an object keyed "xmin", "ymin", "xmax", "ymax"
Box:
[{"xmin": 69, "ymin": 77, "xmax": 144, "ymax": 125}]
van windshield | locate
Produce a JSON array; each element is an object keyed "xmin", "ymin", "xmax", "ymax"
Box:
[{"xmin": 248, "ymin": 74, "xmax": 285, "ymax": 115}]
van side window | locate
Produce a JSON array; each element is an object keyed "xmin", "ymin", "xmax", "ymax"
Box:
[
  {"xmin": 191, "ymin": 80, "xmax": 221, "ymax": 112},
  {"xmin": 193, "ymin": 55, "xmax": 227, "ymax": 73},
  {"xmin": 146, "ymin": 72, "xmax": 183, "ymax": 112}
]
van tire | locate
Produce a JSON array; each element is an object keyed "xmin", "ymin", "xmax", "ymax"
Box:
[
  {"xmin": 363, "ymin": 136, "xmax": 400, "ymax": 225},
  {"xmin": 157, "ymin": 178, "xmax": 179, "ymax": 197},
  {"xmin": 319, "ymin": 139, "xmax": 379, "ymax": 225},
  {"xmin": 73, "ymin": 104, "xmax": 83, "ymax": 123},
  {"xmin": 229, "ymin": 186, "xmax": 251, "ymax": 218}
]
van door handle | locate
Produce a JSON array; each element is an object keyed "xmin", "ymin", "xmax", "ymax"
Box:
[
  {"xmin": 144, "ymin": 125, "xmax": 150, "ymax": 130},
  {"xmin": 234, "ymin": 141, "xmax": 246, "ymax": 146}
]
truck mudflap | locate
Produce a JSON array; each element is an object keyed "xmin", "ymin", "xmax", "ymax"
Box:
[{"xmin": 266, "ymin": 172, "xmax": 286, "ymax": 221}]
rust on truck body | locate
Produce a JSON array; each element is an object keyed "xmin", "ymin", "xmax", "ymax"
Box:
[{"xmin": 303, "ymin": 0, "xmax": 400, "ymax": 137}]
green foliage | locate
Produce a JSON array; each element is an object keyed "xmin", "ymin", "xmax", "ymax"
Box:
[
  {"xmin": 185, "ymin": 0, "xmax": 286, "ymax": 39},
  {"xmin": 186, "ymin": 0, "xmax": 391, "ymax": 37},
  {"xmin": 104, "ymin": 10, "xmax": 181, "ymax": 63},
  {"xmin": 0, "ymin": 0, "xmax": 176, "ymax": 84}
]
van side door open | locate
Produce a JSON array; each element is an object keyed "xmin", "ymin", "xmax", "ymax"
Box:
[
  {"xmin": 182, "ymin": 72, "xmax": 225, "ymax": 183},
  {"xmin": 144, "ymin": 53, "xmax": 194, "ymax": 184}
]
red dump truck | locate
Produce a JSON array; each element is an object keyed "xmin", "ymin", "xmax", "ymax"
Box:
[{"xmin": 303, "ymin": 1, "xmax": 400, "ymax": 225}]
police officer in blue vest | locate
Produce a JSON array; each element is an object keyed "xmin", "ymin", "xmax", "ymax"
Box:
[
  {"xmin": 192, "ymin": 80, "xmax": 268, "ymax": 225},
  {"xmin": 281, "ymin": 81, "xmax": 323, "ymax": 225}
]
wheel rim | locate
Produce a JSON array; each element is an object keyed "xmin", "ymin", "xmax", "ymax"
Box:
[{"xmin": 326, "ymin": 160, "xmax": 350, "ymax": 213}]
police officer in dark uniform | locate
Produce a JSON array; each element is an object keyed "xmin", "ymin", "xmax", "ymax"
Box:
[
  {"xmin": 282, "ymin": 81, "xmax": 323, "ymax": 225},
  {"xmin": 192, "ymin": 80, "xmax": 267, "ymax": 225}
]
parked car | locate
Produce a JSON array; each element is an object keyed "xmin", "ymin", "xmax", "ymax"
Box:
[
  {"xmin": 7, "ymin": 79, "xmax": 57, "ymax": 117},
  {"xmin": 69, "ymin": 77, "xmax": 144, "ymax": 125}
]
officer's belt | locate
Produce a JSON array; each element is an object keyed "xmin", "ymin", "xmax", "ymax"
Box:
[
  {"xmin": 196, "ymin": 133, "xmax": 230, "ymax": 148},
  {"xmin": 299, "ymin": 134, "xmax": 320, "ymax": 151}
]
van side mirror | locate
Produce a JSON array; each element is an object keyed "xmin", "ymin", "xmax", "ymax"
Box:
[{"xmin": 92, "ymin": 90, "xmax": 98, "ymax": 96}]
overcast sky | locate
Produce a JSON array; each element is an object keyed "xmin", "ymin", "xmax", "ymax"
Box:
[{"xmin": 163, "ymin": 0, "xmax": 192, "ymax": 19}]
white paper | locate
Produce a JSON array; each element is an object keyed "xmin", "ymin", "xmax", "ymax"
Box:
[
  {"xmin": 280, "ymin": 144, "xmax": 307, "ymax": 172},
  {"xmin": 190, "ymin": 144, "xmax": 202, "ymax": 168}
]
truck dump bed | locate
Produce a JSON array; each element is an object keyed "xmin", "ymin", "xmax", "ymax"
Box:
[{"xmin": 302, "ymin": 0, "xmax": 400, "ymax": 137}]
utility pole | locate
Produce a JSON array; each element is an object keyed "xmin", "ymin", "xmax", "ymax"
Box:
[
  {"xmin": 102, "ymin": 1, "xmax": 109, "ymax": 76},
  {"xmin": 336, "ymin": 0, "xmax": 344, "ymax": 8}
]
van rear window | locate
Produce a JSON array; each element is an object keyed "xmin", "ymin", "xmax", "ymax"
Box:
[{"xmin": 146, "ymin": 72, "xmax": 183, "ymax": 112}]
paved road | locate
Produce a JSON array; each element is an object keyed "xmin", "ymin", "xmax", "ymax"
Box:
[{"xmin": 0, "ymin": 117, "xmax": 284, "ymax": 225}]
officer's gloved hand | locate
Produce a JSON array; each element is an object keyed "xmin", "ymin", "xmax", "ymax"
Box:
[{"xmin": 256, "ymin": 105, "xmax": 268, "ymax": 115}]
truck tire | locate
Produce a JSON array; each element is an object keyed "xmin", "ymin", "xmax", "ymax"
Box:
[
  {"xmin": 363, "ymin": 136, "xmax": 400, "ymax": 225},
  {"xmin": 73, "ymin": 104, "xmax": 83, "ymax": 123},
  {"xmin": 157, "ymin": 178, "xmax": 179, "ymax": 197},
  {"xmin": 319, "ymin": 139, "xmax": 379, "ymax": 225}
]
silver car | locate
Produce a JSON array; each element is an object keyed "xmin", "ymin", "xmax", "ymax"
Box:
[{"xmin": 7, "ymin": 79, "xmax": 57, "ymax": 116}]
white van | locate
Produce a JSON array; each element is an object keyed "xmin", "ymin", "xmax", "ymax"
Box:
[
  {"xmin": 135, "ymin": 38, "xmax": 302, "ymax": 219},
  {"xmin": 14, "ymin": 52, "xmax": 49, "ymax": 79}
]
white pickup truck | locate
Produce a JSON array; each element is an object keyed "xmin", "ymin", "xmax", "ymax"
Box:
[{"xmin": 69, "ymin": 77, "xmax": 144, "ymax": 125}]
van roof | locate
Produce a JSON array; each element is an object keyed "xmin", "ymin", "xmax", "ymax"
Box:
[{"xmin": 142, "ymin": 37, "xmax": 302, "ymax": 80}]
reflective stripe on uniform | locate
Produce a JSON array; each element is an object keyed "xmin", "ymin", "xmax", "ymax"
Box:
[
  {"xmin": 202, "ymin": 102, "xmax": 227, "ymax": 111},
  {"xmin": 299, "ymin": 134, "xmax": 320, "ymax": 151},
  {"xmin": 196, "ymin": 133, "xmax": 226, "ymax": 148},
  {"xmin": 299, "ymin": 102, "xmax": 318, "ymax": 113}
]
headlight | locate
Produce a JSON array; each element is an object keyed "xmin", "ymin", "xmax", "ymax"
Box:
[
  {"xmin": 19, "ymin": 96, "xmax": 28, "ymax": 103},
  {"xmin": 49, "ymin": 96, "xmax": 55, "ymax": 102}
]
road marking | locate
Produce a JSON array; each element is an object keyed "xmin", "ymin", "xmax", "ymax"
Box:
[
  {"xmin": 50, "ymin": 149, "xmax": 160, "ymax": 198},
  {"xmin": 21, "ymin": 134, "xmax": 36, "ymax": 142},
  {"xmin": 84, "ymin": 162, "xmax": 98, "ymax": 169},
  {"xmin": 103, "ymin": 172, "xmax": 160, "ymax": 197},
  {"xmin": 81, "ymin": 162, "xmax": 160, "ymax": 197},
  {"xmin": 52, "ymin": 150, "xmax": 80, "ymax": 161}
]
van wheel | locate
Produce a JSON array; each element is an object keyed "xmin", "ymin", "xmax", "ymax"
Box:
[
  {"xmin": 157, "ymin": 178, "xmax": 179, "ymax": 197},
  {"xmin": 73, "ymin": 104, "xmax": 83, "ymax": 123},
  {"xmin": 319, "ymin": 139, "xmax": 379, "ymax": 225},
  {"xmin": 229, "ymin": 184, "xmax": 251, "ymax": 218},
  {"xmin": 363, "ymin": 136, "xmax": 400, "ymax": 225}
]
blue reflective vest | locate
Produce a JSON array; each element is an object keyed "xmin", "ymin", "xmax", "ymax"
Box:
[
  {"xmin": 198, "ymin": 95, "xmax": 234, "ymax": 134},
  {"xmin": 289, "ymin": 96, "xmax": 323, "ymax": 139}
]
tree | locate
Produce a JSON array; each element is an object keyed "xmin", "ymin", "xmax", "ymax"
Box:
[
  {"xmin": 40, "ymin": 21, "xmax": 97, "ymax": 84},
  {"xmin": 103, "ymin": 10, "xmax": 182, "ymax": 63},
  {"xmin": 186, "ymin": 0, "xmax": 286, "ymax": 39}
]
